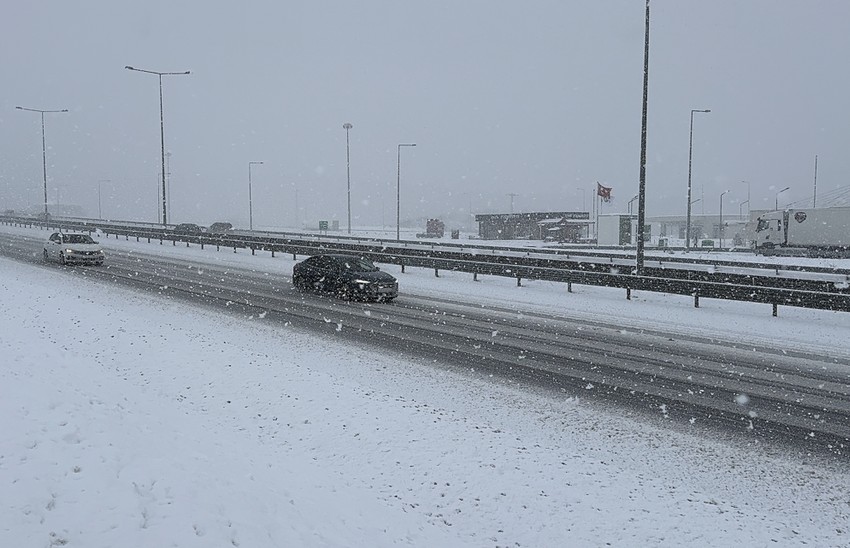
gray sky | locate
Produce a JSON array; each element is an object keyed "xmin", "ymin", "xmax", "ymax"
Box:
[{"xmin": 2, "ymin": 1, "xmax": 849, "ymax": 229}]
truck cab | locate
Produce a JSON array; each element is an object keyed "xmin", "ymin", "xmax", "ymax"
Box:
[{"xmin": 754, "ymin": 211, "xmax": 787, "ymax": 249}]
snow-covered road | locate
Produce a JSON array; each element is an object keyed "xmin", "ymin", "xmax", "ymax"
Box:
[{"xmin": 1, "ymin": 226, "xmax": 850, "ymax": 546}]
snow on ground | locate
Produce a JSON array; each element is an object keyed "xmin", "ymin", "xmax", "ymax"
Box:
[{"xmin": 2, "ymin": 225, "xmax": 850, "ymax": 547}]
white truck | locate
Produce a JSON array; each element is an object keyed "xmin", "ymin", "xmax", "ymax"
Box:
[{"xmin": 753, "ymin": 207, "xmax": 850, "ymax": 256}]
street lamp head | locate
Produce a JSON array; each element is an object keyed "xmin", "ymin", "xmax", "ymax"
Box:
[
  {"xmin": 125, "ymin": 65, "xmax": 134, "ymax": 70},
  {"xmin": 343, "ymin": 122, "xmax": 353, "ymax": 130}
]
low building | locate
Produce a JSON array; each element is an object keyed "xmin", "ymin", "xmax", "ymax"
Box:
[{"xmin": 475, "ymin": 212, "xmax": 590, "ymax": 241}]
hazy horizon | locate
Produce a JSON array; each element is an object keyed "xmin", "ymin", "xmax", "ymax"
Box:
[{"xmin": 2, "ymin": 1, "xmax": 849, "ymax": 229}]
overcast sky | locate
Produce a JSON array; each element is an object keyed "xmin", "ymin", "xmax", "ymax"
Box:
[{"xmin": 2, "ymin": 1, "xmax": 849, "ymax": 229}]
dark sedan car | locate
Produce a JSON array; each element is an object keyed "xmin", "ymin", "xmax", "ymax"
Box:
[
  {"xmin": 174, "ymin": 223, "xmax": 204, "ymax": 235},
  {"xmin": 292, "ymin": 254, "xmax": 398, "ymax": 302}
]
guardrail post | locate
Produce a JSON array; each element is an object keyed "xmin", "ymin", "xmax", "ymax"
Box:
[
  {"xmin": 473, "ymin": 272, "xmax": 478, "ymax": 282},
  {"xmin": 200, "ymin": 241, "xmax": 204, "ymax": 250},
  {"xmin": 251, "ymin": 247, "xmax": 255, "ymax": 255},
  {"xmin": 517, "ymin": 276, "xmax": 522, "ymax": 287},
  {"xmin": 772, "ymin": 303, "xmax": 778, "ymax": 317},
  {"xmin": 694, "ymin": 294, "xmax": 699, "ymax": 308},
  {"xmin": 271, "ymin": 249, "xmax": 275, "ymax": 257},
  {"xmin": 216, "ymin": 244, "xmax": 220, "ymax": 251},
  {"xmin": 136, "ymin": 236, "xmax": 140, "ymax": 242},
  {"xmin": 172, "ymin": 239, "xmax": 176, "ymax": 246},
  {"xmin": 401, "ymin": 262, "xmax": 405, "ymax": 273},
  {"xmin": 186, "ymin": 241, "xmax": 190, "ymax": 247},
  {"xmin": 434, "ymin": 268, "xmax": 439, "ymax": 277},
  {"xmin": 292, "ymin": 253, "xmax": 297, "ymax": 260},
  {"xmin": 626, "ymin": 287, "xmax": 631, "ymax": 300},
  {"xmin": 233, "ymin": 246, "xmax": 237, "ymax": 253},
  {"xmin": 147, "ymin": 237, "xmax": 151, "ymax": 243},
  {"xmin": 567, "ymin": 281, "xmax": 572, "ymax": 293}
]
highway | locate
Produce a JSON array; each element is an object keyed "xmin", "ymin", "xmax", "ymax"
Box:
[{"xmin": 2, "ymin": 229, "xmax": 849, "ymax": 446}]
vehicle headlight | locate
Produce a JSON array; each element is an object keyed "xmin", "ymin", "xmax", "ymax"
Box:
[
  {"xmin": 97, "ymin": 250, "xmax": 104, "ymax": 254},
  {"xmin": 353, "ymin": 279, "xmax": 372, "ymax": 285},
  {"xmin": 65, "ymin": 248, "xmax": 75, "ymax": 253}
]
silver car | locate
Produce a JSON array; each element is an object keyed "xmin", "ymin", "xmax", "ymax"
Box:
[{"xmin": 43, "ymin": 232, "xmax": 105, "ymax": 265}]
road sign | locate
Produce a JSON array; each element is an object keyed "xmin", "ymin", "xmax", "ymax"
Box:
[{"xmin": 319, "ymin": 220, "xmax": 328, "ymax": 231}]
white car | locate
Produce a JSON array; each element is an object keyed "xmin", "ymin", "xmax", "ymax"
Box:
[{"xmin": 43, "ymin": 232, "xmax": 105, "ymax": 265}]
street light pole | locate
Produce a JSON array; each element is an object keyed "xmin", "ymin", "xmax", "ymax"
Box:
[
  {"xmin": 98, "ymin": 179, "xmax": 111, "ymax": 219},
  {"xmin": 396, "ymin": 144, "xmax": 416, "ymax": 241},
  {"xmin": 775, "ymin": 186, "xmax": 790, "ymax": 211},
  {"xmin": 125, "ymin": 65, "xmax": 190, "ymax": 226},
  {"xmin": 740, "ymin": 180, "xmax": 750, "ymax": 219},
  {"xmin": 628, "ymin": 194, "xmax": 639, "ymax": 216},
  {"xmin": 343, "ymin": 123, "xmax": 353, "ymax": 234},
  {"xmin": 248, "ymin": 161, "xmax": 263, "ymax": 231},
  {"xmin": 16, "ymin": 106, "xmax": 69, "ymax": 219},
  {"xmin": 739, "ymin": 199, "xmax": 749, "ymax": 219},
  {"xmin": 685, "ymin": 108, "xmax": 711, "ymax": 252},
  {"xmin": 719, "ymin": 189, "xmax": 730, "ymax": 248}
]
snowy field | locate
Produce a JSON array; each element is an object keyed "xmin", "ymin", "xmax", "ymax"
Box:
[{"xmin": 2, "ymin": 225, "xmax": 850, "ymax": 547}]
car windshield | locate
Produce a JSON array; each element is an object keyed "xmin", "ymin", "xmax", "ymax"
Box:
[
  {"xmin": 340, "ymin": 257, "xmax": 378, "ymax": 272},
  {"xmin": 62, "ymin": 234, "xmax": 95, "ymax": 244}
]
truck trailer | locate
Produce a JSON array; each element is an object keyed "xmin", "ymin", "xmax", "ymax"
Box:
[{"xmin": 753, "ymin": 207, "xmax": 850, "ymax": 256}]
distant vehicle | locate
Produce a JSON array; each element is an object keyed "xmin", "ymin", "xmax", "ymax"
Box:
[
  {"xmin": 754, "ymin": 208, "xmax": 850, "ymax": 256},
  {"xmin": 43, "ymin": 232, "xmax": 104, "ymax": 265},
  {"xmin": 417, "ymin": 218, "xmax": 445, "ymax": 238},
  {"xmin": 207, "ymin": 222, "xmax": 233, "ymax": 235},
  {"xmin": 173, "ymin": 223, "xmax": 204, "ymax": 236},
  {"xmin": 292, "ymin": 254, "xmax": 398, "ymax": 302}
]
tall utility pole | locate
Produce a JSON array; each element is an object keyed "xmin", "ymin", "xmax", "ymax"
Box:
[
  {"xmin": 343, "ymin": 123, "xmax": 353, "ymax": 234},
  {"xmin": 125, "ymin": 65, "xmax": 190, "ymax": 226},
  {"xmin": 16, "ymin": 106, "xmax": 69, "ymax": 219},
  {"xmin": 396, "ymin": 143, "xmax": 416, "ymax": 241},
  {"xmin": 635, "ymin": 0, "xmax": 651, "ymax": 274},
  {"xmin": 685, "ymin": 109, "xmax": 711, "ymax": 251}
]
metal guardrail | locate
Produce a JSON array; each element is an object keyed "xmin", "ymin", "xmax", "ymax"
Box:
[{"xmin": 4, "ymin": 215, "xmax": 849, "ymax": 315}]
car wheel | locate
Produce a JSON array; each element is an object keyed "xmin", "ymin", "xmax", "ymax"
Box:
[
  {"xmin": 338, "ymin": 285, "xmax": 353, "ymax": 301},
  {"xmin": 43, "ymin": 249, "xmax": 49, "ymax": 262},
  {"xmin": 59, "ymin": 253, "xmax": 66, "ymax": 265}
]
